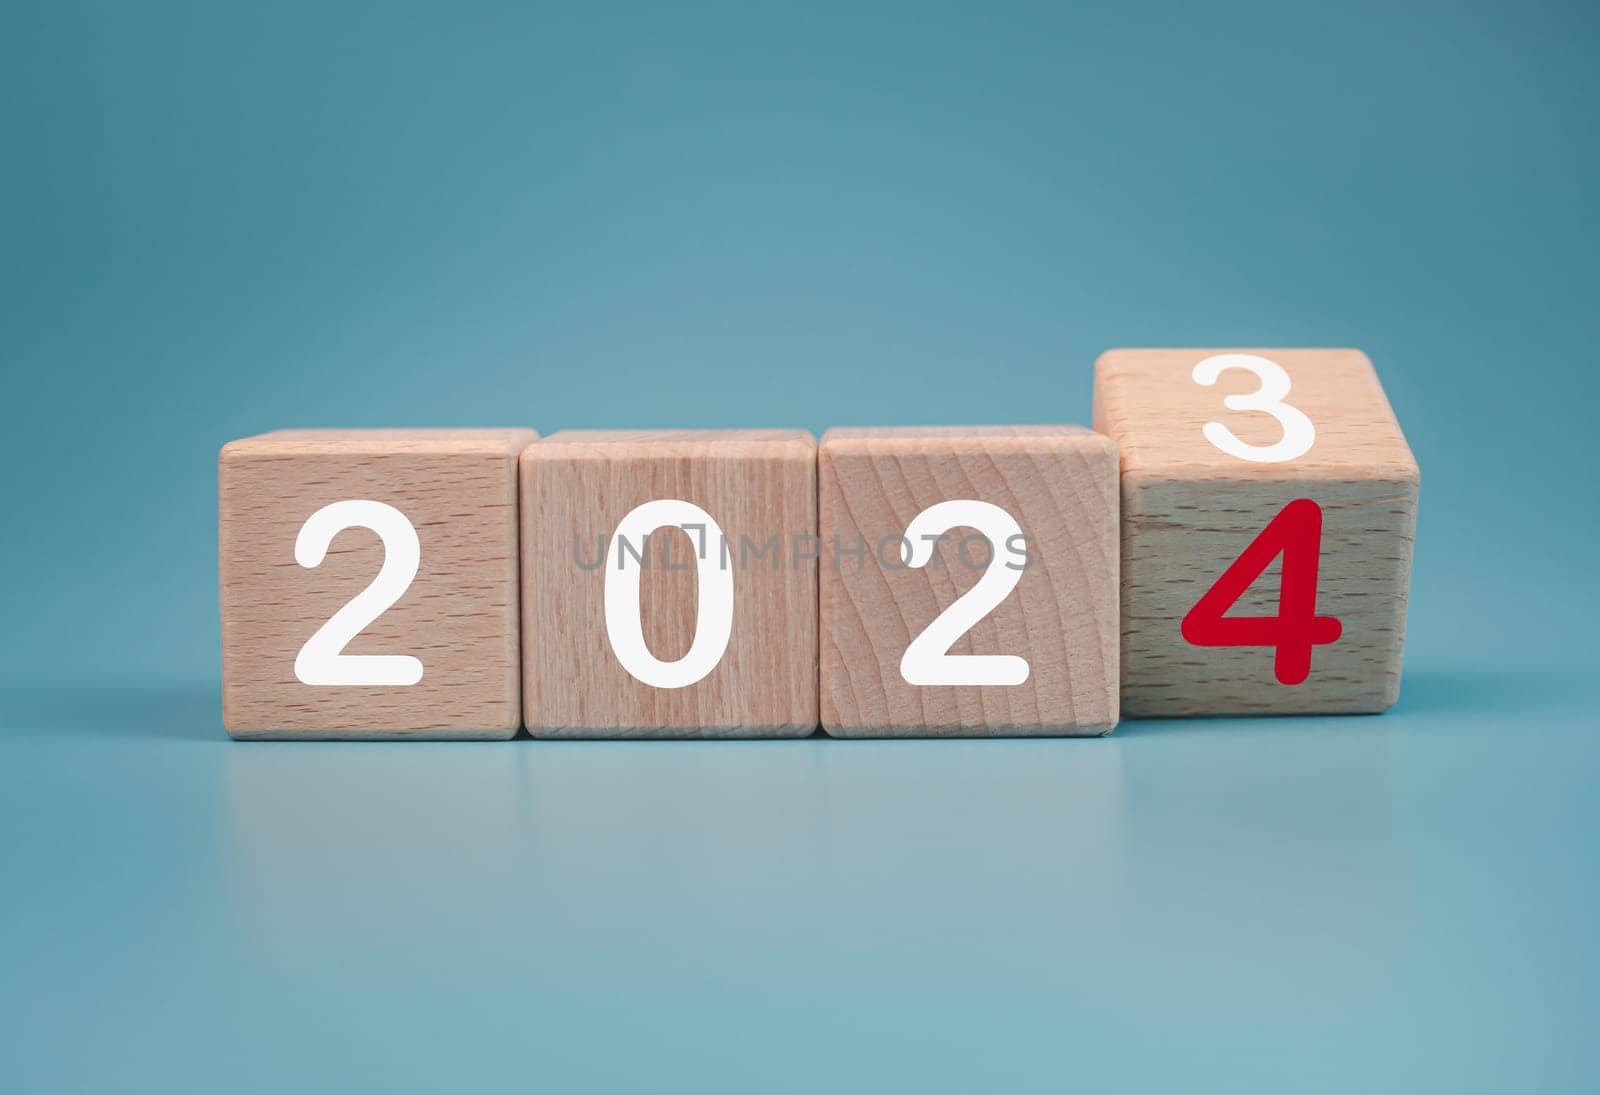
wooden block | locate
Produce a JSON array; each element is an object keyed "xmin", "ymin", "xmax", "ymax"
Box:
[
  {"xmin": 219, "ymin": 429, "xmax": 535, "ymax": 739},
  {"xmin": 520, "ymin": 430, "xmax": 818, "ymax": 738},
  {"xmin": 819, "ymin": 426, "xmax": 1120, "ymax": 737},
  {"xmin": 1093, "ymin": 349, "xmax": 1419, "ymax": 716}
]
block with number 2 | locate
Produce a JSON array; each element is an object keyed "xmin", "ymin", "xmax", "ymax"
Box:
[
  {"xmin": 1094, "ymin": 349, "xmax": 1419, "ymax": 716},
  {"xmin": 219, "ymin": 429, "xmax": 536, "ymax": 738},
  {"xmin": 820, "ymin": 426, "xmax": 1120, "ymax": 737}
]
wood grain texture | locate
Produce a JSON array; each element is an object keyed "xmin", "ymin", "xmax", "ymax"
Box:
[
  {"xmin": 219, "ymin": 428, "xmax": 535, "ymax": 739},
  {"xmin": 521, "ymin": 430, "xmax": 818, "ymax": 738},
  {"xmin": 1093, "ymin": 349, "xmax": 1419, "ymax": 716},
  {"xmin": 820, "ymin": 426, "xmax": 1120, "ymax": 737}
]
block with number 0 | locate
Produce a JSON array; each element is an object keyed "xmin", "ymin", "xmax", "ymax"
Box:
[
  {"xmin": 820, "ymin": 426, "xmax": 1120, "ymax": 737},
  {"xmin": 1093, "ymin": 349, "xmax": 1419, "ymax": 716},
  {"xmin": 520, "ymin": 430, "xmax": 818, "ymax": 738},
  {"xmin": 219, "ymin": 429, "xmax": 536, "ymax": 739}
]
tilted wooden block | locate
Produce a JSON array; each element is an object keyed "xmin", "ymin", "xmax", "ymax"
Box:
[
  {"xmin": 1093, "ymin": 349, "xmax": 1419, "ymax": 716},
  {"xmin": 520, "ymin": 430, "xmax": 818, "ymax": 738},
  {"xmin": 219, "ymin": 429, "xmax": 535, "ymax": 739},
  {"xmin": 819, "ymin": 426, "xmax": 1120, "ymax": 737}
]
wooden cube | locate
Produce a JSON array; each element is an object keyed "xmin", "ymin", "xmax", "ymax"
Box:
[
  {"xmin": 1093, "ymin": 349, "xmax": 1419, "ymax": 716},
  {"xmin": 219, "ymin": 429, "xmax": 535, "ymax": 739},
  {"xmin": 520, "ymin": 430, "xmax": 817, "ymax": 738},
  {"xmin": 820, "ymin": 426, "xmax": 1120, "ymax": 737}
]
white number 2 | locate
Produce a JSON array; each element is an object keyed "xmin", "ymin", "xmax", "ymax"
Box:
[
  {"xmin": 293, "ymin": 500, "xmax": 424, "ymax": 687},
  {"xmin": 899, "ymin": 500, "xmax": 1029, "ymax": 687},
  {"xmin": 1192, "ymin": 353, "xmax": 1315, "ymax": 463},
  {"xmin": 604, "ymin": 499, "xmax": 734, "ymax": 689}
]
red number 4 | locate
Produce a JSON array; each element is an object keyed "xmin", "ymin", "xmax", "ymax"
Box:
[{"xmin": 1180, "ymin": 498, "xmax": 1342, "ymax": 685}]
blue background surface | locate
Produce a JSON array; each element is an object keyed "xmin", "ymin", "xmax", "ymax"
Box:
[{"xmin": 2, "ymin": 1, "xmax": 1596, "ymax": 1090}]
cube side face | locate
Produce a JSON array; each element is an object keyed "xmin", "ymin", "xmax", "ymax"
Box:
[
  {"xmin": 1096, "ymin": 349, "xmax": 1419, "ymax": 716},
  {"xmin": 520, "ymin": 437, "xmax": 818, "ymax": 737},
  {"xmin": 819, "ymin": 429, "xmax": 1119, "ymax": 737},
  {"xmin": 219, "ymin": 437, "xmax": 527, "ymax": 738},
  {"xmin": 1121, "ymin": 475, "xmax": 1417, "ymax": 715}
]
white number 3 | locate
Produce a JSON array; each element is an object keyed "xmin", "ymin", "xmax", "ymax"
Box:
[
  {"xmin": 1192, "ymin": 353, "xmax": 1315, "ymax": 463},
  {"xmin": 294, "ymin": 500, "xmax": 425, "ymax": 687}
]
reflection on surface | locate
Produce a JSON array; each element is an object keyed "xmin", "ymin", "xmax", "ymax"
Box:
[
  {"xmin": 6, "ymin": 673, "xmax": 1597, "ymax": 1092},
  {"xmin": 221, "ymin": 737, "xmax": 1131, "ymax": 948}
]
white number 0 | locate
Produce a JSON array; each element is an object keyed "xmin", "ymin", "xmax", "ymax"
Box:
[
  {"xmin": 604, "ymin": 499, "xmax": 734, "ymax": 689},
  {"xmin": 1192, "ymin": 353, "xmax": 1315, "ymax": 463},
  {"xmin": 899, "ymin": 500, "xmax": 1029, "ymax": 687},
  {"xmin": 293, "ymin": 500, "xmax": 424, "ymax": 687}
]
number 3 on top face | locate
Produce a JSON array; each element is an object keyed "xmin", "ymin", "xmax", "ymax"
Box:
[{"xmin": 1094, "ymin": 349, "xmax": 1420, "ymax": 717}]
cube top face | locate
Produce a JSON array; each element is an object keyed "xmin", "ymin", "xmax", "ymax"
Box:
[
  {"xmin": 521, "ymin": 430, "xmax": 818, "ymax": 738},
  {"xmin": 1094, "ymin": 349, "xmax": 1417, "ymax": 482},
  {"xmin": 820, "ymin": 425, "xmax": 1119, "ymax": 737},
  {"xmin": 1094, "ymin": 350, "xmax": 1419, "ymax": 717},
  {"xmin": 223, "ymin": 428, "xmax": 539, "ymax": 458},
  {"xmin": 219, "ymin": 428, "xmax": 536, "ymax": 739},
  {"xmin": 531, "ymin": 429, "xmax": 815, "ymax": 460},
  {"xmin": 823, "ymin": 424, "xmax": 1104, "ymax": 452}
]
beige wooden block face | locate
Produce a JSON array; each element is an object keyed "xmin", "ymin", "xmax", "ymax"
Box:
[
  {"xmin": 219, "ymin": 429, "xmax": 535, "ymax": 739},
  {"xmin": 1094, "ymin": 349, "xmax": 1419, "ymax": 716},
  {"xmin": 520, "ymin": 430, "xmax": 818, "ymax": 738},
  {"xmin": 820, "ymin": 426, "xmax": 1120, "ymax": 737}
]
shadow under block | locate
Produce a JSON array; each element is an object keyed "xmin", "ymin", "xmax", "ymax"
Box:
[
  {"xmin": 520, "ymin": 430, "xmax": 818, "ymax": 738},
  {"xmin": 1093, "ymin": 349, "xmax": 1419, "ymax": 716},
  {"xmin": 820, "ymin": 426, "xmax": 1120, "ymax": 737},
  {"xmin": 219, "ymin": 429, "xmax": 536, "ymax": 739}
]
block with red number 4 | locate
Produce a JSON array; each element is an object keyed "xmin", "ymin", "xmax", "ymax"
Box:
[{"xmin": 1093, "ymin": 349, "xmax": 1419, "ymax": 716}]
